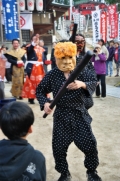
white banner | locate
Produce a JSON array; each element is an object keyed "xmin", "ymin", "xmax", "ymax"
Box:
[
  {"xmin": 92, "ymin": 10, "xmax": 101, "ymax": 43},
  {"xmin": 72, "ymin": 12, "xmax": 80, "ymax": 27},
  {"xmin": 118, "ymin": 14, "xmax": 120, "ymax": 41},
  {"xmin": 80, "ymin": 15, "xmax": 84, "ymax": 31},
  {"xmin": 2, "ymin": 11, "xmax": 33, "ymax": 30}
]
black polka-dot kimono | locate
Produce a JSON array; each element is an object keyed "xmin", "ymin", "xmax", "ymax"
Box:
[{"xmin": 36, "ymin": 66, "xmax": 99, "ymax": 175}]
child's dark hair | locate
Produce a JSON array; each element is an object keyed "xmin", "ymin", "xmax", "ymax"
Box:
[{"xmin": 0, "ymin": 102, "xmax": 34, "ymax": 140}]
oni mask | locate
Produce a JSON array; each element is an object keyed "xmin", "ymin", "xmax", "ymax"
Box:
[
  {"xmin": 75, "ymin": 36, "xmax": 85, "ymax": 52},
  {"xmin": 54, "ymin": 42, "xmax": 77, "ymax": 72}
]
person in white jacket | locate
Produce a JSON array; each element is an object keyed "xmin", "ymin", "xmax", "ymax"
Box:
[{"xmin": 98, "ymin": 39, "xmax": 109, "ymax": 60}]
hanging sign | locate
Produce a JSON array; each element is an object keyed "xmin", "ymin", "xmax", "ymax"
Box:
[
  {"xmin": 118, "ymin": 14, "xmax": 120, "ymax": 41},
  {"xmin": 108, "ymin": 5, "xmax": 116, "ymax": 39},
  {"xmin": 72, "ymin": 9, "xmax": 80, "ymax": 27},
  {"xmin": 2, "ymin": 0, "xmax": 19, "ymax": 40},
  {"xmin": 2, "ymin": 11, "xmax": 33, "ymax": 30},
  {"xmin": 115, "ymin": 13, "xmax": 118, "ymax": 38},
  {"xmin": 79, "ymin": 15, "xmax": 84, "ymax": 31},
  {"xmin": 92, "ymin": 10, "xmax": 101, "ymax": 43},
  {"xmin": 101, "ymin": 11, "xmax": 107, "ymax": 43},
  {"xmin": 107, "ymin": 12, "xmax": 110, "ymax": 41}
]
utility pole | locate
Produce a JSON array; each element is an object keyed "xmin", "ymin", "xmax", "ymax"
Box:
[
  {"xmin": 0, "ymin": 4, "xmax": 3, "ymax": 44},
  {"xmin": 17, "ymin": 0, "xmax": 22, "ymax": 45}
]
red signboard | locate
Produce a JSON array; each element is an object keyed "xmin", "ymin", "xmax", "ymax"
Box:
[
  {"xmin": 108, "ymin": 4, "xmax": 117, "ymax": 39},
  {"xmin": 115, "ymin": 13, "xmax": 118, "ymax": 38},
  {"xmin": 101, "ymin": 11, "xmax": 107, "ymax": 43}
]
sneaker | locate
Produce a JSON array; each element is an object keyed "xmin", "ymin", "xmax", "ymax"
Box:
[
  {"xmin": 115, "ymin": 75, "xmax": 119, "ymax": 77},
  {"xmin": 87, "ymin": 170, "xmax": 102, "ymax": 181},
  {"xmin": 95, "ymin": 95, "xmax": 100, "ymax": 98},
  {"xmin": 100, "ymin": 97, "xmax": 105, "ymax": 100},
  {"xmin": 57, "ymin": 172, "xmax": 71, "ymax": 181}
]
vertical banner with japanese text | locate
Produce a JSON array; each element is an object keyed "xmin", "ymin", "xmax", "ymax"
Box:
[
  {"xmin": 115, "ymin": 13, "xmax": 118, "ymax": 38},
  {"xmin": 2, "ymin": 0, "xmax": 19, "ymax": 40},
  {"xmin": 108, "ymin": 4, "xmax": 116, "ymax": 39},
  {"xmin": 118, "ymin": 14, "xmax": 120, "ymax": 41},
  {"xmin": 79, "ymin": 15, "xmax": 84, "ymax": 32},
  {"xmin": 107, "ymin": 12, "xmax": 110, "ymax": 41},
  {"xmin": 92, "ymin": 10, "xmax": 101, "ymax": 43},
  {"xmin": 72, "ymin": 9, "xmax": 80, "ymax": 28},
  {"xmin": 101, "ymin": 11, "xmax": 107, "ymax": 43}
]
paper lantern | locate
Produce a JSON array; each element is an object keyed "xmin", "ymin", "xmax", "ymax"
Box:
[
  {"xmin": 0, "ymin": 0, "xmax": 2, "ymax": 11},
  {"xmin": 19, "ymin": 0, "xmax": 25, "ymax": 11},
  {"xmin": 36, "ymin": 0, "xmax": 43, "ymax": 11},
  {"xmin": 27, "ymin": 0, "xmax": 34, "ymax": 11}
]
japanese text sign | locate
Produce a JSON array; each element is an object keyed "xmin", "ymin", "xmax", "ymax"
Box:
[
  {"xmin": 2, "ymin": 0, "xmax": 19, "ymax": 40},
  {"xmin": 92, "ymin": 10, "xmax": 101, "ymax": 43}
]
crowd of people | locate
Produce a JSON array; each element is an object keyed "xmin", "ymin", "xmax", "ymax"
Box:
[{"xmin": 0, "ymin": 32, "xmax": 120, "ymax": 181}]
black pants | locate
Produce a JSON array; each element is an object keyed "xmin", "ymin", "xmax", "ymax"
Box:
[
  {"xmin": 5, "ymin": 68, "xmax": 12, "ymax": 82},
  {"xmin": 96, "ymin": 74, "xmax": 106, "ymax": 97},
  {"xmin": 52, "ymin": 111, "xmax": 99, "ymax": 175},
  {"xmin": 0, "ymin": 82, "xmax": 5, "ymax": 99}
]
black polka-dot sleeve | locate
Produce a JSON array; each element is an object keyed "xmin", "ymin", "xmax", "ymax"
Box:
[
  {"xmin": 36, "ymin": 71, "xmax": 52, "ymax": 110},
  {"xmin": 79, "ymin": 67, "xmax": 97, "ymax": 96}
]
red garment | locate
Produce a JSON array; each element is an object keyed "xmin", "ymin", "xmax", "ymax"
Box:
[
  {"xmin": 22, "ymin": 46, "xmax": 45, "ymax": 98},
  {"xmin": 114, "ymin": 48, "xmax": 118, "ymax": 62}
]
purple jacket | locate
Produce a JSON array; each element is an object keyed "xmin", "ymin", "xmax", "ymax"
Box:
[{"xmin": 91, "ymin": 53, "xmax": 106, "ymax": 75}]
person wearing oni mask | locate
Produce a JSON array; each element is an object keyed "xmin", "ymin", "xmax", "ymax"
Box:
[
  {"xmin": 71, "ymin": 34, "xmax": 97, "ymax": 110},
  {"xmin": 74, "ymin": 34, "xmax": 95, "ymax": 72},
  {"xmin": 36, "ymin": 42, "xmax": 102, "ymax": 181}
]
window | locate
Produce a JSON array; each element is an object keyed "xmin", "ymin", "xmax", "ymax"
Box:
[{"xmin": 21, "ymin": 30, "xmax": 30, "ymax": 43}]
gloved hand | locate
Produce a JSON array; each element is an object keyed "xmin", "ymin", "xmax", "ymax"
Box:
[{"xmin": 17, "ymin": 60, "xmax": 24, "ymax": 68}]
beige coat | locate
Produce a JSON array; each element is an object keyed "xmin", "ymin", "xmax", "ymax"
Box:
[{"xmin": 101, "ymin": 45, "xmax": 109, "ymax": 60}]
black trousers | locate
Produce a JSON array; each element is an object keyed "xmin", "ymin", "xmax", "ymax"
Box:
[
  {"xmin": 52, "ymin": 111, "xmax": 99, "ymax": 175},
  {"xmin": 96, "ymin": 74, "xmax": 106, "ymax": 97},
  {"xmin": 5, "ymin": 68, "xmax": 12, "ymax": 82}
]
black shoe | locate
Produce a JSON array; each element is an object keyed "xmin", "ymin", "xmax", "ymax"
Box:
[
  {"xmin": 18, "ymin": 97, "xmax": 23, "ymax": 100},
  {"xmin": 28, "ymin": 99, "xmax": 35, "ymax": 104},
  {"xmin": 57, "ymin": 172, "xmax": 71, "ymax": 181},
  {"xmin": 87, "ymin": 170, "xmax": 102, "ymax": 181}
]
